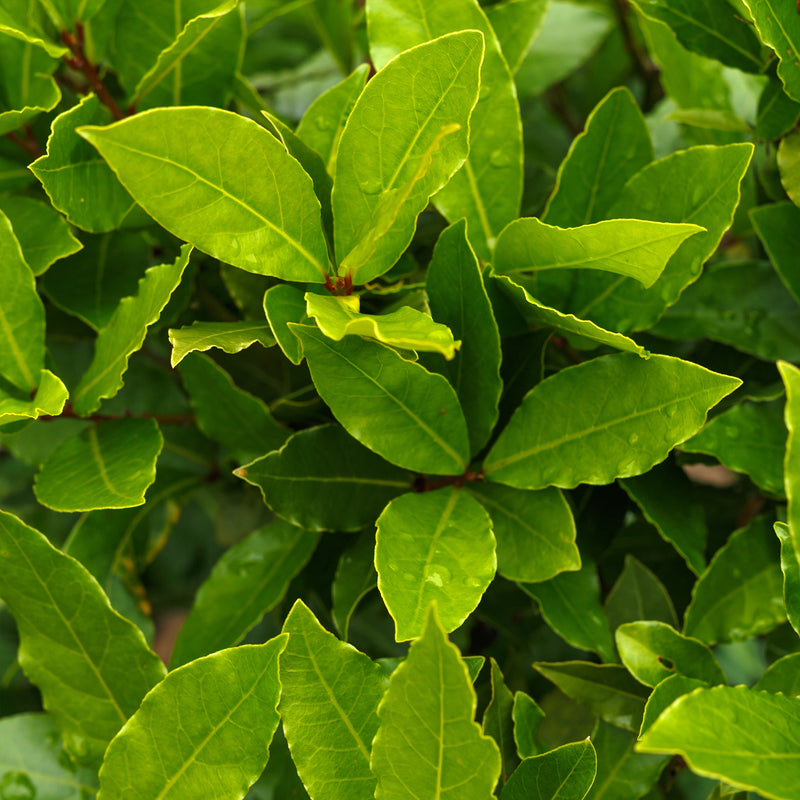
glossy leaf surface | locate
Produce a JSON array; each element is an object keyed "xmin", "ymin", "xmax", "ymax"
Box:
[
  {"xmin": 484, "ymin": 354, "xmax": 740, "ymax": 490},
  {"xmin": 293, "ymin": 325, "xmax": 470, "ymax": 475},
  {"xmin": 502, "ymin": 741, "xmax": 596, "ymax": 800},
  {"xmin": 639, "ymin": 674, "xmax": 707, "ymax": 735},
  {"xmin": 263, "ymin": 284, "xmax": 308, "ymax": 365},
  {"xmin": 370, "ymin": 606, "xmax": 501, "ymax": 799},
  {"xmin": 376, "ymin": 487, "xmax": 496, "ymax": 641},
  {"xmin": 98, "ymin": 639, "xmax": 286, "ymax": 800},
  {"xmin": 169, "ymin": 321, "xmax": 275, "ymax": 366},
  {"xmin": 80, "ymin": 107, "xmax": 331, "ymax": 282},
  {"xmin": 0, "ymin": 510, "xmax": 165, "ymax": 768}
]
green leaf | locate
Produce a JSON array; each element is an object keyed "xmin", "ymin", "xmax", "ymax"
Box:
[
  {"xmin": 483, "ymin": 659, "xmax": 519, "ymax": 784},
  {"xmin": 79, "ymin": 107, "xmax": 331, "ymax": 282},
  {"xmin": 630, "ymin": 0, "xmax": 764, "ymax": 73},
  {"xmin": 755, "ymin": 69, "xmax": 800, "ymax": 141},
  {"xmin": 264, "ymin": 284, "xmax": 308, "ymax": 365},
  {"xmin": 306, "ymin": 293, "xmax": 460, "ymax": 359},
  {"xmin": 501, "ymin": 740, "xmax": 597, "ymax": 800},
  {"xmin": 653, "ymin": 261, "xmax": 800, "ymax": 363},
  {"xmin": 131, "ymin": 1, "xmax": 244, "ymax": 110},
  {"xmin": 620, "ymin": 460, "xmax": 708, "ymax": 576},
  {"xmin": 30, "ymin": 94, "xmax": 139, "ymax": 233},
  {"xmin": 779, "ymin": 360, "xmax": 800, "ymax": 637},
  {"xmin": 170, "ymin": 520, "xmax": 318, "ymax": 668},
  {"xmin": 486, "ymin": 0, "xmax": 549, "ymax": 75},
  {"xmin": 513, "ymin": 692, "xmax": 545, "ymax": 759},
  {"xmin": 534, "ymin": 662, "xmax": 650, "ymax": 732},
  {"xmin": 169, "ymin": 321, "xmax": 276, "ymax": 367},
  {"xmin": 637, "ymin": 685, "xmax": 800, "ymax": 799},
  {"xmin": 680, "ymin": 399, "xmax": 787, "ymax": 497},
  {"xmin": 0, "ymin": 211, "xmax": 44, "ymax": 392},
  {"xmin": 280, "ymin": 600, "xmax": 388, "ymax": 800},
  {"xmin": 0, "ymin": 509, "xmax": 165, "ymax": 767},
  {"xmin": 179, "ymin": 352, "xmax": 288, "ymax": 463},
  {"xmin": 586, "ymin": 720, "xmax": 667, "ymax": 800},
  {"xmin": 490, "ymin": 275, "xmax": 648, "ymax": 358},
  {"xmin": 616, "ymin": 621, "xmax": 726, "ymax": 687},
  {"xmin": 332, "ymin": 529, "xmax": 378, "ymax": 640},
  {"xmin": 755, "ymin": 652, "xmax": 800, "ymax": 696},
  {"xmin": 751, "ymin": 202, "xmax": 800, "ymax": 306},
  {"xmin": 0, "ymin": 195, "xmax": 81, "ymax": 276},
  {"xmin": 741, "ymin": 0, "xmax": 800, "ymax": 102},
  {"xmin": 640, "ymin": 674, "xmax": 708, "ymax": 735},
  {"xmin": 493, "ymin": 218, "xmax": 703, "ymax": 287},
  {"xmin": 0, "ymin": 1, "xmax": 67, "ymax": 58},
  {"xmin": 375, "ymin": 487, "xmax": 496, "ymax": 641},
  {"xmin": 296, "ymin": 63, "xmax": 369, "ymax": 172},
  {"xmin": 604, "ymin": 556, "xmax": 678, "ymax": 634},
  {"xmin": 683, "ymin": 516, "xmax": 785, "ymax": 644},
  {"xmin": 34, "ymin": 418, "xmax": 163, "ymax": 512},
  {"xmin": 0, "ymin": 36, "xmax": 60, "ymax": 135},
  {"xmin": 293, "ymin": 325, "xmax": 470, "ymax": 475},
  {"xmin": 520, "ymin": 563, "xmax": 615, "ymax": 662},
  {"xmin": 98, "ymin": 638, "xmax": 286, "ymax": 799},
  {"xmin": 72, "ymin": 245, "xmax": 190, "ymax": 416},
  {"xmin": 0, "ymin": 712, "xmax": 99, "ymax": 797},
  {"xmin": 544, "ymin": 87, "xmax": 652, "ymax": 228},
  {"xmin": 333, "ymin": 31, "xmax": 483, "ymax": 282},
  {"xmin": 484, "ymin": 354, "xmax": 740, "ymax": 491},
  {"xmin": 666, "ymin": 108, "xmax": 751, "ymax": 132},
  {"xmin": 775, "ymin": 522, "xmax": 800, "ymax": 639},
  {"xmin": 423, "ymin": 220, "xmax": 502, "ymax": 454},
  {"xmin": 370, "ymin": 605, "xmax": 501, "ymax": 798},
  {"xmin": 237, "ymin": 424, "xmax": 412, "ymax": 532},
  {"xmin": 468, "ymin": 483, "xmax": 579, "ymax": 583},
  {"xmin": 0, "ymin": 369, "xmax": 68, "ymax": 426}
]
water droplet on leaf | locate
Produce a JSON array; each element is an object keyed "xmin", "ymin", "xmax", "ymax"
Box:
[
  {"xmin": 361, "ymin": 178, "xmax": 383, "ymax": 195},
  {"xmin": 628, "ymin": 433, "xmax": 639, "ymax": 445},
  {"xmin": 314, "ymin": 116, "xmax": 333, "ymax": 131},
  {"xmin": 489, "ymin": 148, "xmax": 512, "ymax": 168}
]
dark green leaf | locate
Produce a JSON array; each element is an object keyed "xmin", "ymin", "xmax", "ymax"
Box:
[
  {"xmin": 486, "ymin": 0, "xmax": 549, "ymax": 75},
  {"xmin": 751, "ymin": 202, "xmax": 800, "ymax": 306},
  {"xmin": 775, "ymin": 522, "xmax": 800, "ymax": 639},
  {"xmin": 604, "ymin": 556, "xmax": 678, "ymax": 634},
  {"xmin": 755, "ymin": 652, "xmax": 800, "ymax": 696},
  {"xmin": 513, "ymin": 692, "xmax": 545, "ymax": 759},
  {"xmin": 483, "ymin": 659, "xmax": 519, "ymax": 784},
  {"xmin": 264, "ymin": 284, "xmax": 308, "ymax": 365},
  {"xmin": 501, "ymin": 740, "xmax": 597, "ymax": 800},
  {"xmin": 779, "ymin": 360, "xmax": 800, "ymax": 637},
  {"xmin": 332, "ymin": 529, "xmax": 378, "ymax": 640}
]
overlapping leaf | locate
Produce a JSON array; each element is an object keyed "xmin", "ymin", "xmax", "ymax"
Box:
[
  {"xmin": 332, "ymin": 530, "xmax": 378, "ymax": 639},
  {"xmin": 779, "ymin": 360, "xmax": 800, "ymax": 637},
  {"xmin": 0, "ymin": 370, "xmax": 68, "ymax": 426},
  {"xmin": 501, "ymin": 740, "xmax": 597, "ymax": 800},
  {"xmin": 169, "ymin": 321, "xmax": 275, "ymax": 366}
]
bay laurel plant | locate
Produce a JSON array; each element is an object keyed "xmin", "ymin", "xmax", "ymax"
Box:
[{"xmin": 3, "ymin": 0, "xmax": 800, "ymax": 798}]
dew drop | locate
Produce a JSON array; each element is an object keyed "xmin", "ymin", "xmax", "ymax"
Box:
[
  {"xmin": 479, "ymin": 84, "xmax": 492, "ymax": 101},
  {"xmin": 314, "ymin": 116, "xmax": 333, "ymax": 132},
  {"xmin": 463, "ymin": 576, "xmax": 482, "ymax": 588},
  {"xmin": 402, "ymin": 572, "xmax": 415, "ymax": 581},
  {"xmin": 665, "ymin": 405, "xmax": 678, "ymax": 418},
  {"xmin": 628, "ymin": 433, "xmax": 639, "ymax": 445},
  {"xmin": 725, "ymin": 426, "xmax": 740, "ymax": 439},
  {"xmin": 361, "ymin": 178, "xmax": 383, "ymax": 195},
  {"xmin": 489, "ymin": 148, "xmax": 512, "ymax": 168},
  {"xmin": 425, "ymin": 563, "xmax": 451, "ymax": 586}
]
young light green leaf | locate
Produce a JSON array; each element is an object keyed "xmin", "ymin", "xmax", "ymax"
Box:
[
  {"xmin": 493, "ymin": 218, "xmax": 703, "ymax": 288},
  {"xmin": 0, "ymin": 211, "xmax": 44, "ymax": 392},
  {"xmin": 306, "ymin": 293, "xmax": 460, "ymax": 359},
  {"xmin": 683, "ymin": 516, "xmax": 785, "ymax": 644},
  {"xmin": 34, "ymin": 419, "xmax": 163, "ymax": 512},
  {"xmin": 370, "ymin": 605, "xmax": 501, "ymax": 799},
  {"xmin": 742, "ymin": 0, "xmax": 800, "ymax": 102},
  {"xmin": 483, "ymin": 659, "xmax": 519, "ymax": 784},
  {"xmin": 424, "ymin": 219, "xmax": 502, "ymax": 454},
  {"xmin": 376, "ymin": 487, "xmax": 496, "ymax": 641},
  {"xmin": 0, "ymin": 195, "xmax": 81, "ymax": 275},
  {"xmin": 296, "ymin": 63, "xmax": 369, "ymax": 172},
  {"xmin": 616, "ymin": 621, "xmax": 726, "ymax": 687},
  {"xmin": 680, "ymin": 398, "xmax": 787, "ymax": 497},
  {"xmin": 79, "ymin": 107, "xmax": 331, "ymax": 282},
  {"xmin": 98, "ymin": 638, "xmax": 286, "ymax": 800},
  {"xmin": 486, "ymin": 0, "xmax": 549, "ymax": 75},
  {"xmin": 755, "ymin": 652, "xmax": 800, "ymax": 696},
  {"xmin": 484, "ymin": 354, "xmax": 740, "ymax": 491},
  {"xmin": 280, "ymin": 600, "xmax": 388, "ymax": 800},
  {"xmin": 367, "ymin": 0, "xmax": 523, "ymax": 260},
  {"xmin": 468, "ymin": 482, "xmax": 579, "ymax": 583},
  {"xmin": 292, "ymin": 325, "xmax": 470, "ymax": 475},
  {"xmin": 237, "ymin": 424, "xmax": 412, "ymax": 532},
  {"xmin": 751, "ymin": 202, "xmax": 800, "ymax": 306},
  {"xmin": 604, "ymin": 556, "xmax": 678, "ymax": 634},
  {"xmin": 333, "ymin": 31, "xmax": 483, "ymax": 282},
  {"xmin": 637, "ymin": 685, "xmax": 800, "ymax": 799},
  {"xmin": 779, "ymin": 360, "xmax": 800, "ymax": 637},
  {"xmin": 520, "ymin": 563, "xmax": 615, "ymax": 662},
  {"xmin": 490, "ymin": 275, "xmax": 648, "ymax": 358},
  {"xmin": 513, "ymin": 692, "xmax": 545, "ymax": 759},
  {"xmin": 179, "ymin": 352, "xmax": 288, "ymax": 463},
  {"xmin": 169, "ymin": 321, "xmax": 275, "ymax": 367},
  {"xmin": 534, "ymin": 662, "xmax": 650, "ymax": 732},
  {"xmin": 72, "ymin": 244, "xmax": 191, "ymax": 416},
  {"xmin": 630, "ymin": 0, "xmax": 764, "ymax": 73},
  {"xmin": 30, "ymin": 94, "xmax": 139, "ymax": 233},
  {"xmin": 0, "ymin": 369, "xmax": 68, "ymax": 426},
  {"xmin": 0, "ymin": 713, "xmax": 100, "ymax": 798},
  {"xmin": 332, "ymin": 529, "xmax": 378, "ymax": 640},
  {"xmin": 170, "ymin": 520, "xmax": 318, "ymax": 668},
  {"xmin": 264, "ymin": 284, "xmax": 308, "ymax": 365},
  {"xmin": 586, "ymin": 719, "xmax": 667, "ymax": 800},
  {"xmin": 639, "ymin": 674, "xmax": 708, "ymax": 735},
  {"xmin": 0, "ymin": 509, "xmax": 165, "ymax": 768},
  {"xmin": 620, "ymin": 460, "xmax": 708, "ymax": 576},
  {"xmin": 501, "ymin": 740, "xmax": 597, "ymax": 800},
  {"xmin": 544, "ymin": 87, "xmax": 652, "ymax": 227}
]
